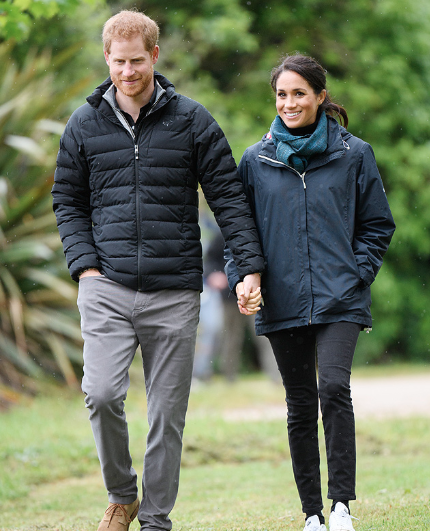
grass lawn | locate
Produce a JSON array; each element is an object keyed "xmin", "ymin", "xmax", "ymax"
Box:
[{"xmin": 1, "ymin": 365, "xmax": 430, "ymax": 530}]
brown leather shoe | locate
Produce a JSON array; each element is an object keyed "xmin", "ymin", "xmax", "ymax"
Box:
[{"xmin": 97, "ymin": 498, "xmax": 140, "ymax": 531}]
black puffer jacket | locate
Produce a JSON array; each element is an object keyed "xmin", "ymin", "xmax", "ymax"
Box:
[
  {"xmin": 52, "ymin": 72, "xmax": 264, "ymax": 291},
  {"xmin": 226, "ymin": 117, "xmax": 395, "ymax": 335}
]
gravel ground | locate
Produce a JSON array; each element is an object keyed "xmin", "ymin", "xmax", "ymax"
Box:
[{"xmin": 223, "ymin": 373, "xmax": 430, "ymax": 421}]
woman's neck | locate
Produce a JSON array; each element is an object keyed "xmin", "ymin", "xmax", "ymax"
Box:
[{"xmin": 286, "ymin": 120, "xmax": 319, "ymax": 137}]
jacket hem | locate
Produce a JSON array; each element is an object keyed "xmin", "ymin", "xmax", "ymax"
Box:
[{"xmin": 256, "ymin": 314, "xmax": 371, "ymax": 336}]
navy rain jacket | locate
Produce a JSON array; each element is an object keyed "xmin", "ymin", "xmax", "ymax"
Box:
[{"xmin": 226, "ymin": 116, "xmax": 395, "ymax": 335}]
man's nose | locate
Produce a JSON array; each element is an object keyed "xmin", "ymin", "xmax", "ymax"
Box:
[{"xmin": 123, "ymin": 62, "xmax": 135, "ymax": 76}]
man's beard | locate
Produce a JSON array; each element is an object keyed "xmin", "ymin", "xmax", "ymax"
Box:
[{"xmin": 110, "ymin": 69, "xmax": 153, "ymax": 98}]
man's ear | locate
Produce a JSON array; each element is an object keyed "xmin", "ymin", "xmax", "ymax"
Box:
[
  {"xmin": 104, "ymin": 50, "xmax": 110, "ymax": 66},
  {"xmin": 152, "ymin": 45, "xmax": 160, "ymax": 65}
]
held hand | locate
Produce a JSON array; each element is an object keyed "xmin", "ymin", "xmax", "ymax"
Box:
[
  {"xmin": 237, "ymin": 287, "xmax": 262, "ymax": 315},
  {"xmin": 236, "ymin": 272, "xmax": 262, "ymax": 315},
  {"xmin": 79, "ymin": 268, "xmax": 101, "ymax": 280},
  {"xmin": 238, "ymin": 273, "xmax": 261, "ymax": 305}
]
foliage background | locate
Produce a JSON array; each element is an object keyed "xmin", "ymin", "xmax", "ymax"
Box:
[{"xmin": 1, "ymin": 0, "xmax": 430, "ymax": 398}]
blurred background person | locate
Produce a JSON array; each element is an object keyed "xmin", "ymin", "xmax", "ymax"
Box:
[
  {"xmin": 192, "ymin": 211, "xmax": 224, "ymax": 382},
  {"xmin": 194, "ymin": 227, "xmax": 279, "ymax": 383}
]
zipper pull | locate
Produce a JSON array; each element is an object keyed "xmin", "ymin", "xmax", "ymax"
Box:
[
  {"xmin": 301, "ymin": 172, "xmax": 306, "ymax": 189},
  {"xmin": 135, "ymin": 144, "xmax": 139, "ymax": 160}
]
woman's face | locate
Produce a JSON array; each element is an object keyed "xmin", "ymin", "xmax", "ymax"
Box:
[{"xmin": 275, "ymin": 70, "xmax": 326, "ymax": 129}]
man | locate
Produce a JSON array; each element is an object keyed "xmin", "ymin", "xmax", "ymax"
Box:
[{"xmin": 52, "ymin": 10, "xmax": 264, "ymax": 531}]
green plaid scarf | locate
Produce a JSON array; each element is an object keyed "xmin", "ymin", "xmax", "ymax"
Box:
[{"xmin": 270, "ymin": 111, "xmax": 328, "ymax": 173}]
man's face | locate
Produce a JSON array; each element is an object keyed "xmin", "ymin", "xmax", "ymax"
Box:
[{"xmin": 104, "ymin": 34, "xmax": 159, "ymax": 100}]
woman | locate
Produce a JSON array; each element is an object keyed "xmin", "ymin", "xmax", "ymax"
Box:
[{"xmin": 226, "ymin": 54, "xmax": 395, "ymax": 531}]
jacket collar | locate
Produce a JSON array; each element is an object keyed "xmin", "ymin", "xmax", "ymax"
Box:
[
  {"xmin": 86, "ymin": 70, "xmax": 175, "ymax": 113},
  {"xmin": 101, "ymin": 80, "xmax": 166, "ymax": 133},
  {"xmin": 259, "ymin": 116, "xmax": 352, "ymax": 172}
]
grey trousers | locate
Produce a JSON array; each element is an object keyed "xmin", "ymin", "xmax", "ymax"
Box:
[{"xmin": 78, "ymin": 276, "xmax": 200, "ymax": 530}]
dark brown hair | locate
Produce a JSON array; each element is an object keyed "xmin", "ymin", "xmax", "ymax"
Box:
[{"xmin": 271, "ymin": 53, "xmax": 348, "ymax": 128}]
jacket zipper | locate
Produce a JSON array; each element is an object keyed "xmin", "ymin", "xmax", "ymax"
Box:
[
  {"xmin": 101, "ymin": 84, "xmax": 168, "ymax": 292},
  {"xmin": 113, "ymin": 110, "xmax": 144, "ymax": 290},
  {"xmin": 258, "ymin": 154, "xmax": 312, "ymax": 322},
  {"xmin": 128, "ymin": 125, "xmax": 143, "ymax": 291},
  {"xmin": 298, "ymin": 172, "xmax": 313, "ymax": 323},
  {"xmin": 258, "ymin": 155, "xmax": 307, "ymax": 187},
  {"xmin": 131, "ymin": 93, "xmax": 164, "ymax": 290},
  {"xmin": 133, "ymin": 136, "xmax": 142, "ymax": 291}
]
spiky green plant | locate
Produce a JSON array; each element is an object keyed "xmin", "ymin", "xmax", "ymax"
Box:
[{"xmin": 0, "ymin": 43, "xmax": 93, "ymax": 404}]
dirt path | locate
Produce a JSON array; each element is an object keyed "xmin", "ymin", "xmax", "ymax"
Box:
[
  {"xmin": 351, "ymin": 373, "xmax": 430, "ymax": 418},
  {"xmin": 223, "ymin": 373, "xmax": 430, "ymax": 421}
]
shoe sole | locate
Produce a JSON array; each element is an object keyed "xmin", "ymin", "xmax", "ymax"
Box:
[{"xmin": 130, "ymin": 502, "xmax": 139, "ymax": 522}]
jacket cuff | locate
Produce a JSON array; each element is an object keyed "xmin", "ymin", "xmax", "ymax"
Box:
[
  {"xmin": 71, "ymin": 259, "xmax": 101, "ymax": 283},
  {"xmin": 358, "ymin": 266, "xmax": 374, "ymax": 288},
  {"xmin": 224, "ymin": 259, "xmax": 241, "ymax": 293}
]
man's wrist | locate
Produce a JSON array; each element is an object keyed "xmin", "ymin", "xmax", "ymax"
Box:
[
  {"xmin": 78, "ymin": 268, "xmax": 100, "ymax": 279},
  {"xmin": 243, "ymin": 272, "xmax": 262, "ymax": 281}
]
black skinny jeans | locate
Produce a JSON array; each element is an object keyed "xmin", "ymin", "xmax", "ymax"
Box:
[{"xmin": 266, "ymin": 322, "xmax": 361, "ymax": 516}]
